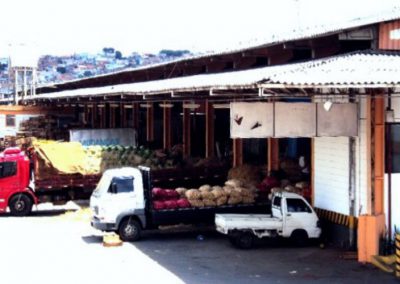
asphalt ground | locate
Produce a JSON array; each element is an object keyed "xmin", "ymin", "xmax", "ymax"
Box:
[{"xmin": 0, "ymin": 202, "xmax": 397, "ymax": 284}]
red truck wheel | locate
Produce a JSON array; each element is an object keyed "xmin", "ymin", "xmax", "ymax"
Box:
[{"xmin": 9, "ymin": 194, "xmax": 33, "ymax": 216}]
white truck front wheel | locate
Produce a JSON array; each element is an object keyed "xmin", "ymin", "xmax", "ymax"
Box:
[{"xmin": 119, "ymin": 218, "xmax": 141, "ymax": 242}]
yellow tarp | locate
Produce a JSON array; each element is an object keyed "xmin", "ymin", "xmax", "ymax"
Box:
[{"xmin": 33, "ymin": 140, "xmax": 90, "ymax": 175}]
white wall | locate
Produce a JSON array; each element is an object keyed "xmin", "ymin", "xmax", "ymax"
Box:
[
  {"xmin": 384, "ymin": 174, "xmax": 400, "ymax": 237},
  {"xmin": 385, "ymin": 96, "xmax": 400, "ymax": 235},
  {"xmin": 0, "ymin": 114, "xmax": 39, "ymax": 138}
]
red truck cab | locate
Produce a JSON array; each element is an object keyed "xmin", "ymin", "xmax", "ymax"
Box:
[{"xmin": 0, "ymin": 148, "xmax": 38, "ymax": 215}]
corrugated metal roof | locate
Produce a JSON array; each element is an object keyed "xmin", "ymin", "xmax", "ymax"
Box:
[
  {"xmin": 27, "ymin": 50, "xmax": 400, "ymax": 100},
  {"xmin": 37, "ymin": 7, "xmax": 400, "ymax": 90},
  {"xmin": 266, "ymin": 50, "xmax": 400, "ymax": 86}
]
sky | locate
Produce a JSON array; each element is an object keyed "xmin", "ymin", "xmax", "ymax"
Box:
[{"xmin": 1, "ymin": 0, "xmax": 399, "ymax": 58}]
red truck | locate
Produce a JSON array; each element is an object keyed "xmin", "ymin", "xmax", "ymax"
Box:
[{"xmin": 0, "ymin": 147, "xmax": 99, "ymax": 216}]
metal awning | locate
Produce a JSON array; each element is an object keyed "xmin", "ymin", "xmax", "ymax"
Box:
[{"xmin": 25, "ymin": 50, "xmax": 400, "ymax": 101}]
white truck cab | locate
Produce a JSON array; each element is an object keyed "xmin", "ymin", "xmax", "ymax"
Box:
[
  {"xmin": 215, "ymin": 191, "xmax": 321, "ymax": 249},
  {"xmin": 90, "ymin": 167, "xmax": 146, "ymax": 239}
]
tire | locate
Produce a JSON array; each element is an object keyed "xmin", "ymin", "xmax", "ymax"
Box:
[
  {"xmin": 234, "ymin": 232, "xmax": 254, "ymax": 249},
  {"xmin": 228, "ymin": 235, "xmax": 237, "ymax": 246},
  {"xmin": 290, "ymin": 230, "xmax": 308, "ymax": 247},
  {"xmin": 118, "ymin": 218, "xmax": 141, "ymax": 242},
  {"xmin": 9, "ymin": 194, "xmax": 33, "ymax": 216}
]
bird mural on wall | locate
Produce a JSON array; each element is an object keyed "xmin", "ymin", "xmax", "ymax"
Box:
[
  {"xmin": 251, "ymin": 121, "xmax": 262, "ymax": 130},
  {"xmin": 234, "ymin": 114, "xmax": 243, "ymax": 125}
]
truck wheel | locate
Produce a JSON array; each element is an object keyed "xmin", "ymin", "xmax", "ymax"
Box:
[
  {"xmin": 119, "ymin": 219, "xmax": 141, "ymax": 242},
  {"xmin": 9, "ymin": 194, "xmax": 33, "ymax": 216},
  {"xmin": 228, "ymin": 235, "xmax": 237, "ymax": 246},
  {"xmin": 290, "ymin": 230, "xmax": 308, "ymax": 247},
  {"xmin": 235, "ymin": 232, "xmax": 254, "ymax": 249}
]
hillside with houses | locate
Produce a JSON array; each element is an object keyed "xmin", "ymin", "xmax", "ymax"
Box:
[{"xmin": 0, "ymin": 48, "xmax": 194, "ymax": 94}]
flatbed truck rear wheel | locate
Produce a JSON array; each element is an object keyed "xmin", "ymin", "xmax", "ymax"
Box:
[
  {"xmin": 118, "ymin": 218, "xmax": 141, "ymax": 242},
  {"xmin": 9, "ymin": 194, "xmax": 33, "ymax": 216},
  {"xmin": 234, "ymin": 232, "xmax": 254, "ymax": 249}
]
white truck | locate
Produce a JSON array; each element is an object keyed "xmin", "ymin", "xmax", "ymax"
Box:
[
  {"xmin": 215, "ymin": 191, "xmax": 321, "ymax": 249},
  {"xmin": 90, "ymin": 166, "xmax": 269, "ymax": 241}
]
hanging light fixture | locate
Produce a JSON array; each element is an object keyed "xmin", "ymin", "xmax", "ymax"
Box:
[{"xmin": 323, "ymin": 100, "xmax": 333, "ymax": 111}]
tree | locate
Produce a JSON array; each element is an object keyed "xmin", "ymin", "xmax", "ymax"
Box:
[
  {"xmin": 159, "ymin": 49, "xmax": 190, "ymax": 57},
  {"xmin": 115, "ymin": 50, "xmax": 122, "ymax": 59},
  {"xmin": 103, "ymin": 47, "xmax": 115, "ymax": 54},
  {"xmin": 56, "ymin": 66, "xmax": 66, "ymax": 74}
]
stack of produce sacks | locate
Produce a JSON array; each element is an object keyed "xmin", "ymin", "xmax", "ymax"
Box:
[
  {"xmin": 224, "ymin": 179, "xmax": 257, "ymax": 204},
  {"xmin": 227, "ymin": 165, "xmax": 262, "ymax": 188},
  {"xmin": 152, "ymin": 187, "xmax": 191, "ymax": 210},
  {"xmin": 185, "ymin": 185, "xmax": 233, "ymax": 207},
  {"xmin": 152, "ymin": 180, "xmax": 258, "ymax": 210},
  {"xmin": 184, "ymin": 181, "xmax": 258, "ymax": 207},
  {"xmin": 267, "ymin": 181, "xmax": 309, "ymax": 200}
]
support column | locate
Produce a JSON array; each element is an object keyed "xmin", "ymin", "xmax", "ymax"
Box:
[
  {"xmin": 14, "ymin": 69, "xmax": 18, "ymax": 105},
  {"xmin": 98, "ymin": 105, "xmax": 105, "ymax": 128},
  {"xmin": 132, "ymin": 103, "xmax": 139, "ymax": 130},
  {"xmin": 120, "ymin": 103, "xmax": 125, "ymax": 128},
  {"xmin": 146, "ymin": 103, "xmax": 154, "ymax": 142},
  {"xmin": 23, "ymin": 68, "xmax": 27, "ymax": 100},
  {"xmin": 163, "ymin": 102, "xmax": 172, "ymax": 149},
  {"xmin": 92, "ymin": 103, "xmax": 97, "ymax": 128},
  {"xmin": 233, "ymin": 138, "xmax": 243, "ymax": 167},
  {"xmin": 358, "ymin": 94, "xmax": 386, "ymax": 263},
  {"xmin": 183, "ymin": 102, "xmax": 191, "ymax": 157},
  {"xmin": 267, "ymin": 138, "xmax": 279, "ymax": 172},
  {"xmin": 205, "ymin": 100, "xmax": 214, "ymax": 158},
  {"xmin": 109, "ymin": 104, "xmax": 117, "ymax": 128},
  {"xmin": 372, "ymin": 96, "xmax": 385, "ymax": 215}
]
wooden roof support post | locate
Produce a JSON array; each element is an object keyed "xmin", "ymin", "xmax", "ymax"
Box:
[
  {"xmin": 132, "ymin": 102, "xmax": 139, "ymax": 130},
  {"xmin": 372, "ymin": 95, "xmax": 385, "ymax": 215},
  {"xmin": 233, "ymin": 138, "xmax": 243, "ymax": 167},
  {"xmin": 93, "ymin": 103, "xmax": 98, "ymax": 128},
  {"xmin": 84, "ymin": 104, "xmax": 89, "ymax": 127},
  {"xmin": 163, "ymin": 101, "xmax": 172, "ymax": 149},
  {"xmin": 205, "ymin": 100, "xmax": 214, "ymax": 158},
  {"xmin": 183, "ymin": 101, "xmax": 191, "ymax": 157},
  {"xmin": 120, "ymin": 103, "xmax": 125, "ymax": 128},
  {"xmin": 267, "ymin": 138, "xmax": 280, "ymax": 173},
  {"xmin": 99, "ymin": 105, "xmax": 105, "ymax": 128},
  {"xmin": 109, "ymin": 104, "xmax": 116, "ymax": 128},
  {"xmin": 146, "ymin": 103, "xmax": 154, "ymax": 142}
]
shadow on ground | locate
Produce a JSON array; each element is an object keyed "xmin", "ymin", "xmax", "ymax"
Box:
[
  {"xmin": 0, "ymin": 209, "xmax": 72, "ymax": 218},
  {"xmin": 122, "ymin": 228, "xmax": 397, "ymax": 284}
]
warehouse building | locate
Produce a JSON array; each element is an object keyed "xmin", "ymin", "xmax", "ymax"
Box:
[{"xmin": 4, "ymin": 8, "xmax": 400, "ymax": 263}]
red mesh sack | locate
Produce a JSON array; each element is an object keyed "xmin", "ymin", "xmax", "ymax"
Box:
[
  {"xmin": 259, "ymin": 176, "xmax": 280, "ymax": 191},
  {"xmin": 153, "ymin": 200, "xmax": 165, "ymax": 210},
  {"xmin": 152, "ymin": 187, "xmax": 165, "ymax": 200},
  {"xmin": 177, "ymin": 198, "xmax": 191, "ymax": 208},
  {"xmin": 164, "ymin": 189, "xmax": 180, "ymax": 200},
  {"xmin": 164, "ymin": 200, "xmax": 178, "ymax": 209}
]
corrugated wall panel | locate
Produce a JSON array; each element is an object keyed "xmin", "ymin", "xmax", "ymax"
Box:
[
  {"xmin": 314, "ymin": 137, "xmax": 350, "ymax": 215},
  {"xmin": 314, "ymin": 99, "xmax": 370, "ymax": 217},
  {"xmin": 379, "ymin": 20, "xmax": 400, "ymax": 50}
]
